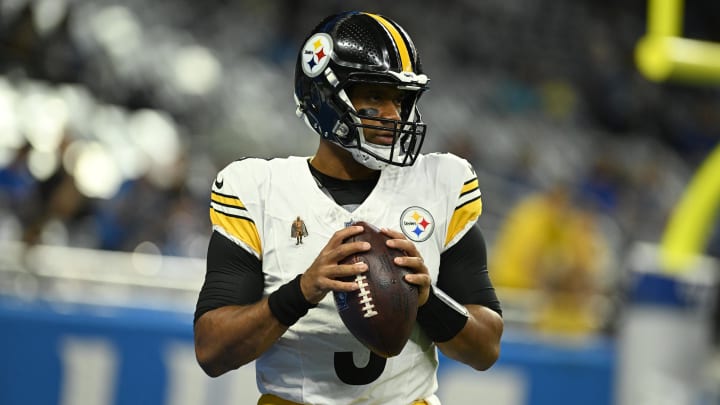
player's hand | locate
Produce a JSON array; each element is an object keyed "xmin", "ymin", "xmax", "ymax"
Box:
[
  {"xmin": 300, "ymin": 225, "xmax": 370, "ymax": 305},
  {"xmin": 381, "ymin": 228, "xmax": 431, "ymax": 307}
]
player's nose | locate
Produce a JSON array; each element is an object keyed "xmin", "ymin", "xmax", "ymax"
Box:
[{"xmin": 378, "ymin": 101, "xmax": 400, "ymax": 121}]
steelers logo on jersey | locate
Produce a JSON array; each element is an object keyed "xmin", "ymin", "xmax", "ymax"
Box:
[
  {"xmin": 400, "ymin": 206, "xmax": 434, "ymax": 242},
  {"xmin": 301, "ymin": 33, "xmax": 333, "ymax": 78}
]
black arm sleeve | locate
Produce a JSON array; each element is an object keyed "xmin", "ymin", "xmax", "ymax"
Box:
[
  {"xmin": 193, "ymin": 231, "xmax": 264, "ymax": 324},
  {"xmin": 438, "ymin": 225, "xmax": 503, "ymax": 316}
]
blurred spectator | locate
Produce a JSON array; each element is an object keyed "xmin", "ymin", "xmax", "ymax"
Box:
[
  {"xmin": 578, "ymin": 155, "xmax": 624, "ymax": 215},
  {"xmin": 6, "ymin": 136, "xmax": 95, "ymax": 248},
  {"xmin": 0, "ymin": 144, "xmax": 37, "ymax": 241},
  {"xmin": 0, "ymin": 3, "xmax": 42, "ymax": 74},
  {"xmin": 490, "ymin": 183, "xmax": 611, "ymax": 335}
]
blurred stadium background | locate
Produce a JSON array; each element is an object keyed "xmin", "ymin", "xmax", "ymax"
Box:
[{"xmin": 1, "ymin": 0, "xmax": 719, "ymax": 404}]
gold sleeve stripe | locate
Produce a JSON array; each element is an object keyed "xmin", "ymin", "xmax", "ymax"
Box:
[
  {"xmin": 445, "ymin": 196, "xmax": 483, "ymax": 247},
  {"xmin": 460, "ymin": 185, "xmax": 479, "ymax": 199},
  {"xmin": 209, "ymin": 208, "xmax": 262, "ymax": 255},
  {"xmin": 460, "ymin": 178, "xmax": 479, "ymax": 195},
  {"xmin": 211, "ymin": 191, "xmax": 246, "ymax": 209},
  {"xmin": 211, "ymin": 198, "xmax": 247, "ymax": 210},
  {"xmin": 364, "ymin": 13, "xmax": 412, "ymax": 72}
]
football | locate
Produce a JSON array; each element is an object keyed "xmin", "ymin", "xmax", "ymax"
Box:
[{"xmin": 333, "ymin": 221, "xmax": 419, "ymax": 358}]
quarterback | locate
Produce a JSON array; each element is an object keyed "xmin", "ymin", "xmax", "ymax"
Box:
[{"xmin": 194, "ymin": 11, "xmax": 503, "ymax": 405}]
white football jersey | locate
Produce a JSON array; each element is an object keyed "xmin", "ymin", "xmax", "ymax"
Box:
[{"xmin": 209, "ymin": 153, "xmax": 482, "ymax": 405}]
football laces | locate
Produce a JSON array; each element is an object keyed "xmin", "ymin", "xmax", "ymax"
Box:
[{"xmin": 355, "ymin": 274, "xmax": 378, "ymax": 318}]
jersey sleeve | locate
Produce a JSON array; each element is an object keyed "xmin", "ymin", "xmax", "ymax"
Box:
[
  {"xmin": 209, "ymin": 158, "xmax": 268, "ymax": 259},
  {"xmin": 194, "ymin": 231, "xmax": 264, "ymax": 323},
  {"xmin": 439, "ymin": 225, "xmax": 502, "ymax": 315},
  {"xmin": 443, "ymin": 156, "xmax": 483, "ymax": 249}
]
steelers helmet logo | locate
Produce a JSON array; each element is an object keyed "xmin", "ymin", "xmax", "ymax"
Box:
[
  {"xmin": 400, "ymin": 206, "xmax": 434, "ymax": 242},
  {"xmin": 301, "ymin": 33, "xmax": 333, "ymax": 78}
]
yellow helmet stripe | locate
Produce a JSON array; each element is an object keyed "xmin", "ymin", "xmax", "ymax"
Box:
[{"xmin": 364, "ymin": 13, "xmax": 412, "ymax": 72}]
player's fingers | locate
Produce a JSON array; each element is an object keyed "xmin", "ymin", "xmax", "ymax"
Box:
[
  {"xmin": 328, "ymin": 262, "xmax": 368, "ymax": 278},
  {"xmin": 328, "ymin": 225, "xmax": 365, "ymax": 246},
  {"xmin": 386, "ymin": 237, "xmax": 416, "ymax": 254},
  {"xmin": 393, "ymin": 255, "xmax": 429, "ymax": 274},
  {"xmin": 404, "ymin": 273, "xmax": 431, "ymax": 306},
  {"xmin": 404, "ymin": 273, "xmax": 431, "ymax": 288},
  {"xmin": 319, "ymin": 225, "xmax": 368, "ymax": 261},
  {"xmin": 381, "ymin": 229, "xmax": 417, "ymax": 255},
  {"xmin": 387, "ymin": 235, "xmax": 428, "ymax": 276},
  {"xmin": 380, "ymin": 227, "xmax": 406, "ymax": 240},
  {"xmin": 320, "ymin": 263, "xmax": 367, "ymax": 292},
  {"xmin": 325, "ymin": 278, "xmax": 362, "ymax": 292},
  {"xmin": 330, "ymin": 240, "xmax": 371, "ymax": 263},
  {"xmin": 394, "ymin": 255, "xmax": 425, "ymax": 266}
]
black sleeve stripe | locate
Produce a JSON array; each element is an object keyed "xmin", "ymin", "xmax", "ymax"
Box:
[
  {"xmin": 463, "ymin": 177, "xmax": 478, "ymax": 185},
  {"xmin": 455, "ymin": 195, "xmax": 482, "ymax": 211},
  {"xmin": 211, "ymin": 198, "xmax": 249, "ymax": 210},
  {"xmin": 209, "ymin": 207, "xmax": 256, "ymax": 223},
  {"xmin": 459, "ymin": 186, "xmax": 479, "ymax": 198},
  {"xmin": 211, "ymin": 190, "xmax": 242, "ymax": 200}
]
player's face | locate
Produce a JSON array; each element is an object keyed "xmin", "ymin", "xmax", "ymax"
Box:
[{"xmin": 348, "ymin": 84, "xmax": 405, "ymax": 145}]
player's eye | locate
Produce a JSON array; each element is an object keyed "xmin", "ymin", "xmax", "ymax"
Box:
[{"xmin": 368, "ymin": 93, "xmax": 383, "ymax": 103}]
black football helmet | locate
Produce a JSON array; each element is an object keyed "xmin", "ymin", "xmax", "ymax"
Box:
[{"xmin": 294, "ymin": 11, "xmax": 430, "ymax": 169}]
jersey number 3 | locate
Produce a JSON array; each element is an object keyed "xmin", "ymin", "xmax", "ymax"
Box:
[{"xmin": 334, "ymin": 351, "xmax": 386, "ymax": 385}]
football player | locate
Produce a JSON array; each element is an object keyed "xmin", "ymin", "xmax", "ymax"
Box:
[{"xmin": 194, "ymin": 11, "xmax": 503, "ymax": 405}]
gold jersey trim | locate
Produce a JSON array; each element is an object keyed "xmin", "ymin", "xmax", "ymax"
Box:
[
  {"xmin": 445, "ymin": 177, "xmax": 482, "ymax": 247},
  {"xmin": 209, "ymin": 189, "xmax": 261, "ymax": 254}
]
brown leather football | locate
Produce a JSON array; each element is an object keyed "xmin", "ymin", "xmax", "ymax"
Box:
[{"xmin": 333, "ymin": 221, "xmax": 419, "ymax": 358}]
